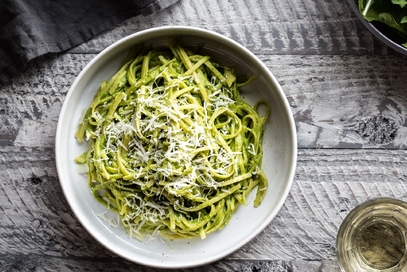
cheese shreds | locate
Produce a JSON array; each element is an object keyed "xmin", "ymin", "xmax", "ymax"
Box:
[{"xmin": 74, "ymin": 39, "xmax": 269, "ymax": 240}]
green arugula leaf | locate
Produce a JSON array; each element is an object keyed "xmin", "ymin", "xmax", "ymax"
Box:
[
  {"xmin": 359, "ymin": 0, "xmax": 377, "ymax": 21},
  {"xmin": 358, "ymin": 0, "xmax": 407, "ymax": 46},
  {"xmin": 392, "ymin": 0, "xmax": 407, "ymax": 8},
  {"xmin": 376, "ymin": 13, "xmax": 407, "ymax": 34}
]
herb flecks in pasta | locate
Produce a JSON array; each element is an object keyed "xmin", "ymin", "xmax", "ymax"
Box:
[{"xmin": 75, "ymin": 39, "xmax": 269, "ymax": 240}]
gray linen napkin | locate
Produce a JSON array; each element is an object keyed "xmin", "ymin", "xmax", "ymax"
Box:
[{"xmin": 0, "ymin": 0, "xmax": 178, "ymax": 86}]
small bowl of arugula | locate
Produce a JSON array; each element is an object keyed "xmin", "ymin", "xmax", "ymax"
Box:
[{"xmin": 348, "ymin": 0, "xmax": 407, "ymax": 55}]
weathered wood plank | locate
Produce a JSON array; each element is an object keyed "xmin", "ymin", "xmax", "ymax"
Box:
[
  {"xmin": 267, "ymin": 54, "xmax": 407, "ymax": 148},
  {"xmin": 2, "ymin": 0, "xmax": 407, "ymax": 271},
  {"xmin": 68, "ymin": 0, "xmax": 397, "ymax": 56},
  {"xmin": 0, "ymin": 54, "xmax": 86, "ymax": 147},
  {"xmin": 0, "ymin": 255, "xmax": 339, "ymax": 272},
  {"xmin": 1, "ymin": 147, "xmax": 406, "ymax": 267},
  {"xmin": 2, "ymin": 53, "xmax": 407, "ymax": 149}
]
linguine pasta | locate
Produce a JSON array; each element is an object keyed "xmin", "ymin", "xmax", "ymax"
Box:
[{"xmin": 74, "ymin": 38, "xmax": 269, "ymax": 240}]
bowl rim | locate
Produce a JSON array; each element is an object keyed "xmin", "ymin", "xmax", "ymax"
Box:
[
  {"xmin": 347, "ymin": 0, "xmax": 407, "ymax": 55},
  {"xmin": 55, "ymin": 25, "xmax": 297, "ymax": 268}
]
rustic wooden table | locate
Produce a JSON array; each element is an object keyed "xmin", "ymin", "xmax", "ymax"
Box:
[{"xmin": 2, "ymin": 0, "xmax": 407, "ymax": 271}]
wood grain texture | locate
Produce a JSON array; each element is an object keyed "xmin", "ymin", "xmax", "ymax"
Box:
[
  {"xmin": 70, "ymin": 0, "xmax": 394, "ymax": 56},
  {"xmin": 2, "ymin": 0, "xmax": 407, "ymax": 270},
  {"xmin": 2, "ymin": 53, "xmax": 407, "ymax": 149},
  {"xmin": 0, "ymin": 255, "xmax": 339, "ymax": 272},
  {"xmin": 1, "ymin": 146, "xmax": 407, "ymax": 270},
  {"xmin": 269, "ymin": 54, "xmax": 407, "ymax": 148}
]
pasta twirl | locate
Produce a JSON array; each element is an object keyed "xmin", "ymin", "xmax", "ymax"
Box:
[{"xmin": 74, "ymin": 39, "xmax": 269, "ymax": 240}]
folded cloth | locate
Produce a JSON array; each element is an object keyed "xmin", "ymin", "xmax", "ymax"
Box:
[{"xmin": 0, "ymin": 0, "xmax": 178, "ymax": 86}]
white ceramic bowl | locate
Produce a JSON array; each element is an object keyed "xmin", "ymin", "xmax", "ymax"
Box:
[{"xmin": 55, "ymin": 26, "xmax": 297, "ymax": 269}]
